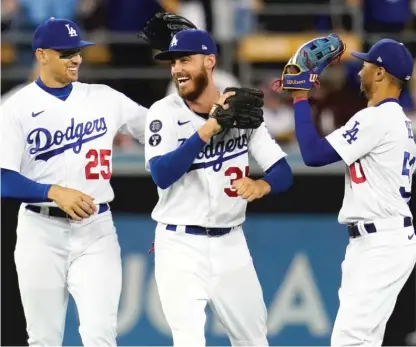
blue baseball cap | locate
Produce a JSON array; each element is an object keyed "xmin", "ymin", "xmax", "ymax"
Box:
[
  {"xmin": 32, "ymin": 17, "xmax": 95, "ymax": 51},
  {"xmin": 351, "ymin": 39, "xmax": 413, "ymax": 81},
  {"xmin": 154, "ymin": 29, "xmax": 217, "ymax": 61}
]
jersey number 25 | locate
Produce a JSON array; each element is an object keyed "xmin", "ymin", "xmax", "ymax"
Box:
[{"xmin": 85, "ymin": 149, "xmax": 112, "ymax": 180}]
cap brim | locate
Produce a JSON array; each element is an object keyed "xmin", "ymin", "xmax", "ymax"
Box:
[
  {"xmin": 77, "ymin": 40, "xmax": 95, "ymax": 48},
  {"xmin": 48, "ymin": 40, "xmax": 96, "ymax": 50},
  {"xmin": 154, "ymin": 50, "xmax": 200, "ymax": 61},
  {"xmin": 351, "ymin": 52, "xmax": 370, "ymax": 61}
]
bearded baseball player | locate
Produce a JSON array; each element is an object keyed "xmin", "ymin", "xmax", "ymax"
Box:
[
  {"xmin": 275, "ymin": 36, "xmax": 416, "ymax": 346},
  {"xmin": 0, "ymin": 7, "xmax": 197, "ymax": 346},
  {"xmin": 144, "ymin": 29, "xmax": 293, "ymax": 347}
]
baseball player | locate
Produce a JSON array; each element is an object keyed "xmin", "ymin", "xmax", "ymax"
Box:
[
  {"xmin": 144, "ymin": 29, "xmax": 293, "ymax": 347},
  {"xmin": 277, "ymin": 37, "xmax": 416, "ymax": 346},
  {"xmin": 0, "ymin": 10, "xmax": 196, "ymax": 346}
]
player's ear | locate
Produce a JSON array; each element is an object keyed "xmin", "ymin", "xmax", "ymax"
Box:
[
  {"xmin": 375, "ymin": 67, "xmax": 385, "ymax": 82},
  {"xmin": 35, "ymin": 49, "xmax": 48, "ymax": 64},
  {"xmin": 205, "ymin": 55, "xmax": 216, "ymax": 70}
]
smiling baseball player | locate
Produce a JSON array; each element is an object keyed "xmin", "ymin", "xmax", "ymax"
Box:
[
  {"xmin": 0, "ymin": 9, "xmax": 197, "ymax": 346},
  {"xmin": 276, "ymin": 36, "xmax": 416, "ymax": 346},
  {"xmin": 144, "ymin": 29, "xmax": 293, "ymax": 347}
]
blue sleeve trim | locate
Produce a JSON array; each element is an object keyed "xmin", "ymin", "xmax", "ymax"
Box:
[
  {"xmin": 149, "ymin": 132, "xmax": 207, "ymax": 189},
  {"xmin": 1, "ymin": 169, "xmax": 51, "ymax": 202},
  {"xmin": 262, "ymin": 157, "xmax": 293, "ymax": 194},
  {"xmin": 294, "ymin": 100, "xmax": 342, "ymax": 167}
]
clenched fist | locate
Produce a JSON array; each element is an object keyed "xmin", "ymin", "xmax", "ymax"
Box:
[{"xmin": 232, "ymin": 177, "xmax": 271, "ymax": 202}]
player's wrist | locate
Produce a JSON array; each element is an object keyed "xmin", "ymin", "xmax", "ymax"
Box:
[
  {"xmin": 292, "ymin": 92, "xmax": 309, "ymax": 103},
  {"xmin": 256, "ymin": 179, "xmax": 271, "ymax": 195},
  {"xmin": 47, "ymin": 185, "xmax": 61, "ymax": 201},
  {"xmin": 198, "ymin": 119, "xmax": 221, "ymax": 142}
]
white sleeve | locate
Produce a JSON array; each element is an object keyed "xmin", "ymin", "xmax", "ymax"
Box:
[
  {"xmin": 144, "ymin": 102, "xmax": 179, "ymax": 171},
  {"xmin": 0, "ymin": 100, "xmax": 25, "ymax": 172},
  {"xmin": 326, "ymin": 108, "xmax": 385, "ymax": 166},
  {"xmin": 117, "ymin": 92, "xmax": 148, "ymax": 144},
  {"xmin": 248, "ymin": 122, "xmax": 287, "ymax": 172}
]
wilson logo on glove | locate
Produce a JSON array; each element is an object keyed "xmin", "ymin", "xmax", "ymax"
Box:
[{"xmin": 271, "ymin": 33, "xmax": 346, "ymax": 93}]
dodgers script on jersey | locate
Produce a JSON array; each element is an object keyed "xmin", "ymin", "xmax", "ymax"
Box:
[
  {"xmin": 144, "ymin": 94, "xmax": 286, "ymax": 227},
  {"xmin": 0, "ymin": 81, "xmax": 147, "ymax": 205},
  {"xmin": 326, "ymin": 100, "xmax": 416, "ymax": 224}
]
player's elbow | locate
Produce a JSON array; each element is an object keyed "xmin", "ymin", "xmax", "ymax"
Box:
[
  {"xmin": 152, "ymin": 176, "xmax": 171, "ymax": 190},
  {"xmin": 303, "ymin": 155, "xmax": 325, "ymax": 167},
  {"xmin": 149, "ymin": 157, "xmax": 173, "ymax": 189},
  {"xmin": 279, "ymin": 162, "xmax": 293, "ymax": 192},
  {"xmin": 283, "ymin": 168, "xmax": 293, "ymax": 191},
  {"xmin": 149, "ymin": 170, "xmax": 172, "ymax": 189}
]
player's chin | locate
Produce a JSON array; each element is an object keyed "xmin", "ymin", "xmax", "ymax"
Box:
[{"xmin": 66, "ymin": 70, "xmax": 79, "ymax": 82}]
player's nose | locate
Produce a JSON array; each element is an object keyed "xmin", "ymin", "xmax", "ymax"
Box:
[
  {"xmin": 70, "ymin": 54, "xmax": 82, "ymax": 65},
  {"xmin": 171, "ymin": 61, "xmax": 184, "ymax": 74}
]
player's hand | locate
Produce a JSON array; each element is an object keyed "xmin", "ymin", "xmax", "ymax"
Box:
[
  {"xmin": 47, "ymin": 185, "xmax": 97, "ymax": 221},
  {"xmin": 232, "ymin": 177, "xmax": 271, "ymax": 202}
]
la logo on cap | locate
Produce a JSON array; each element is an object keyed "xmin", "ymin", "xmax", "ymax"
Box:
[
  {"xmin": 170, "ymin": 35, "xmax": 178, "ymax": 47},
  {"xmin": 65, "ymin": 24, "xmax": 78, "ymax": 37}
]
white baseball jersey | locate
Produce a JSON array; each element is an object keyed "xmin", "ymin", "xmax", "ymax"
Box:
[
  {"xmin": 326, "ymin": 99, "xmax": 416, "ymax": 224},
  {"xmin": 144, "ymin": 93, "xmax": 286, "ymax": 227},
  {"xmin": 0, "ymin": 81, "xmax": 147, "ymax": 205}
]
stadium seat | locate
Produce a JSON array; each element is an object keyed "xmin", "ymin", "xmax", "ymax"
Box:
[
  {"xmin": 237, "ymin": 32, "xmax": 362, "ymax": 63},
  {"xmin": 236, "ymin": 32, "xmax": 362, "ymax": 85},
  {"xmin": 1, "ymin": 43, "xmax": 16, "ymax": 65},
  {"xmin": 82, "ymin": 45, "xmax": 111, "ymax": 64}
]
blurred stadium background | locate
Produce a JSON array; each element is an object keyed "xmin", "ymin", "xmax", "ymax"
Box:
[{"xmin": 2, "ymin": 0, "xmax": 416, "ymax": 345}]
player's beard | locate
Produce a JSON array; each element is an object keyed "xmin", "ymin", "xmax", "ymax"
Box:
[{"xmin": 175, "ymin": 67, "xmax": 209, "ymax": 102}]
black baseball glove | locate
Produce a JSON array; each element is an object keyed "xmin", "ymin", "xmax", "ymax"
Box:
[
  {"xmin": 138, "ymin": 12, "xmax": 197, "ymax": 51},
  {"xmin": 209, "ymin": 87, "xmax": 264, "ymax": 130}
]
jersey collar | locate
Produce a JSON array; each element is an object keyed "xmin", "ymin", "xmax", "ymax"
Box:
[
  {"xmin": 375, "ymin": 98, "xmax": 400, "ymax": 107},
  {"xmin": 35, "ymin": 78, "xmax": 73, "ymax": 101}
]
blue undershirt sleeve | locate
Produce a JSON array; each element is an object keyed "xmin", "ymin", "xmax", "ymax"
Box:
[
  {"xmin": 1, "ymin": 169, "xmax": 51, "ymax": 202},
  {"xmin": 293, "ymin": 99, "xmax": 342, "ymax": 167},
  {"xmin": 149, "ymin": 132, "xmax": 207, "ymax": 189},
  {"xmin": 262, "ymin": 157, "xmax": 293, "ymax": 194}
]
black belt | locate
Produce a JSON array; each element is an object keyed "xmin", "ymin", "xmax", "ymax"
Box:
[
  {"xmin": 347, "ymin": 216, "xmax": 412, "ymax": 238},
  {"xmin": 166, "ymin": 224, "xmax": 232, "ymax": 237},
  {"xmin": 26, "ymin": 203, "xmax": 109, "ymax": 219}
]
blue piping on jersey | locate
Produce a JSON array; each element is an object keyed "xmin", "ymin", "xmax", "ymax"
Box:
[
  {"xmin": 187, "ymin": 150, "xmax": 248, "ymax": 172},
  {"xmin": 262, "ymin": 157, "xmax": 293, "ymax": 194},
  {"xmin": 375, "ymin": 98, "xmax": 400, "ymax": 107},
  {"xmin": 35, "ymin": 78, "xmax": 73, "ymax": 101},
  {"xmin": 293, "ymin": 99, "xmax": 342, "ymax": 167},
  {"xmin": 1, "ymin": 168, "xmax": 51, "ymax": 202}
]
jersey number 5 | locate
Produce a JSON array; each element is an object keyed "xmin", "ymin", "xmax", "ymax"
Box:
[
  {"xmin": 85, "ymin": 149, "xmax": 112, "ymax": 180},
  {"xmin": 400, "ymin": 151, "xmax": 415, "ymax": 203},
  {"xmin": 224, "ymin": 166, "xmax": 249, "ymax": 197}
]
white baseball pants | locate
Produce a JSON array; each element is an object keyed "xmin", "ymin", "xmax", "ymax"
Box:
[
  {"xmin": 14, "ymin": 205, "xmax": 122, "ymax": 346},
  {"xmin": 154, "ymin": 223, "xmax": 269, "ymax": 347},
  {"xmin": 331, "ymin": 219, "xmax": 416, "ymax": 347}
]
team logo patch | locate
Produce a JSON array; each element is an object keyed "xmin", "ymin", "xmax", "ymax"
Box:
[
  {"xmin": 149, "ymin": 120, "xmax": 163, "ymax": 133},
  {"xmin": 149, "ymin": 134, "xmax": 162, "ymax": 147}
]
